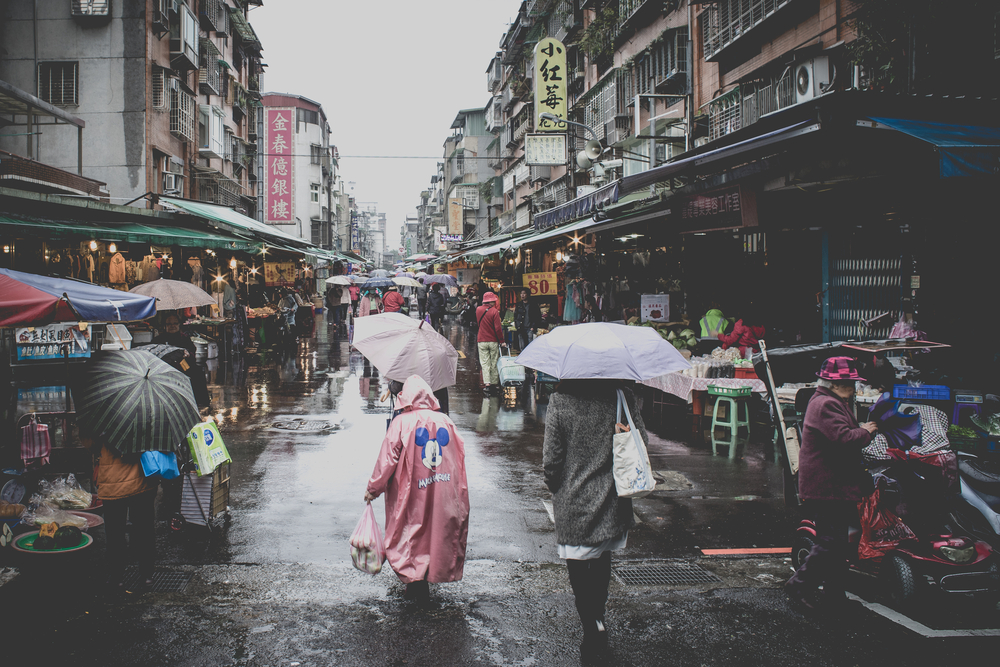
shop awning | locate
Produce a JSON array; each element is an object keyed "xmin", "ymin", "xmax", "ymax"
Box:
[
  {"xmin": 0, "ymin": 215, "xmax": 259, "ymax": 250},
  {"xmin": 457, "ymin": 239, "xmax": 516, "ymax": 259},
  {"xmin": 508, "ymin": 217, "xmax": 600, "ymax": 250},
  {"xmin": 620, "ymin": 120, "xmax": 821, "ymax": 194},
  {"xmin": 868, "ymin": 117, "xmax": 1000, "ymax": 178},
  {"xmin": 533, "ymin": 181, "xmax": 620, "ymax": 231},
  {"xmin": 160, "ymin": 197, "xmax": 307, "ymax": 249}
]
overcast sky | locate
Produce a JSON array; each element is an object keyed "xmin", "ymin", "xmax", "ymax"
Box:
[{"xmin": 250, "ymin": 1, "xmax": 523, "ymax": 251}]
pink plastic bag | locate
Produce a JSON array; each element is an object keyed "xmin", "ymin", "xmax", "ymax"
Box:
[{"xmin": 349, "ymin": 503, "xmax": 386, "ymax": 575}]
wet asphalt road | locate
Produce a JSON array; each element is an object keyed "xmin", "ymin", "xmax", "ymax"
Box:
[{"xmin": 1, "ymin": 313, "xmax": 997, "ymax": 666}]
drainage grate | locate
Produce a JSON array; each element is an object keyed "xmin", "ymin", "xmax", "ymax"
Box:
[
  {"xmin": 612, "ymin": 562, "xmax": 721, "ymax": 587},
  {"xmin": 122, "ymin": 568, "xmax": 194, "ymax": 593}
]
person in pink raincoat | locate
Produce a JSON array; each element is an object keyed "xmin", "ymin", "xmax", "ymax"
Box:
[{"xmin": 364, "ymin": 374, "xmax": 470, "ymax": 604}]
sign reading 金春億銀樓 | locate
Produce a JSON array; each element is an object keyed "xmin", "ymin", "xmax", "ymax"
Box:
[
  {"xmin": 265, "ymin": 108, "xmax": 295, "ymax": 225},
  {"xmin": 534, "ymin": 38, "xmax": 567, "ymax": 132},
  {"xmin": 522, "ymin": 272, "xmax": 558, "ymax": 296},
  {"xmin": 676, "ymin": 185, "xmax": 758, "ymax": 233},
  {"xmin": 525, "ymin": 134, "xmax": 567, "ymax": 166}
]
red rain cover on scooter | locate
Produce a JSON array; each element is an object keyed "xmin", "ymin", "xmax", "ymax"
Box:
[
  {"xmin": 858, "ymin": 486, "xmax": 916, "ymax": 561},
  {"xmin": 885, "ymin": 448, "xmax": 959, "ymax": 489}
]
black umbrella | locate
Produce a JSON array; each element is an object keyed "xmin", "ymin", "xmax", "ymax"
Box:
[{"xmin": 74, "ymin": 349, "xmax": 200, "ymax": 456}]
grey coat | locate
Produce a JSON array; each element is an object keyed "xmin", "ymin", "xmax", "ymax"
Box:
[{"xmin": 543, "ymin": 382, "xmax": 644, "ymax": 546}]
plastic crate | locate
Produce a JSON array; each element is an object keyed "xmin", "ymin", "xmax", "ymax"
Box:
[
  {"xmin": 734, "ymin": 367, "xmax": 758, "ymax": 379},
  {"xmin": 707, "ymin": 384, "xmax": 752, "ymax": 397},
  {"xmin": 892, "ymin": 384, "xmax": 950, "ymax": 401}
]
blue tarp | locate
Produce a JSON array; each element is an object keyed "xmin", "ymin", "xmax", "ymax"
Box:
[
  {"xmin": 870, "ymin": 117, "xmax": 1000, "ymax": 178},
  {"xmin": 0, "ymin": 268, "xmax": 157, "ymax": 323},
  {"xmin": 533, "ymin": 181, "xmax": 620, "ymax": 230}
]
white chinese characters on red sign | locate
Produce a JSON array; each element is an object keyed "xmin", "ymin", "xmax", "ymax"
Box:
[{"xmin": 265, "ymin": 109, "xmax": 294, "ymax": 225}]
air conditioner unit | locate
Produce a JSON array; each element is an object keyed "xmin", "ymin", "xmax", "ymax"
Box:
[
  {"xmin": 162, "ymin": 172, "xmax": 182, "ymax": 194},
  {"xmin": 794, "ymin": 56, "xmax": 831, "ymax": 104}
]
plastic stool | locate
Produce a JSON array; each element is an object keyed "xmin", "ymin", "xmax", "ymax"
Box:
[{"xmin": 710, "ymin": 394, "xmax": 750, "ymax": 456}]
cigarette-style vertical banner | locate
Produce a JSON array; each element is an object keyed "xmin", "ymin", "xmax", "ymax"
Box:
[
  {"xmin": 535, "ymin": 37, "xmax": 567, "ymax": 132},
  {"xmin": 265, "ymin": 108, "xmax": 294, "ymax": 225}
]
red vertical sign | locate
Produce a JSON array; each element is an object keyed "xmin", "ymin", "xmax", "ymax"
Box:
[{"xmin": 265, "ymin": 108, "xmax": 294, "ymax": 225}]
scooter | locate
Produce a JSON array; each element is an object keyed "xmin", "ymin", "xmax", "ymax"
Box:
[
  {"xmin": 793, "ymin": 463, "xmax": 999, "ymax": 608},
  {"xmin": 948, "ymin": 451, "xmax": 1000, "ymax": 552}
]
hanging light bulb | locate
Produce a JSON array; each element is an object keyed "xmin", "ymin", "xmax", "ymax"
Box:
[
  {"xmin": 249, "ymin": 265, "xmax": 258, "ymax": 275},
  {"xmin": 229, "ymin": 257, "xmax": 237, "ymax": 269},
  {"xmin": 556, "ymin": 251, "xmax": 563, "ymax": 261},
  {"xmin": 89, "ymin": 240, "xmax": 97, "ymax": 251},
  {"xmin": 108, "ymin": 243, "xmax": 117, "ymax": 254}
]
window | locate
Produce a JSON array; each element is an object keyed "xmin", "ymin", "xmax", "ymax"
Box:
[
  {"xmin": 199, "ymin": 105, "xmax": 226, "ymax": 159},
  {"xmin": 297, "ymin": 108, "xmax": 319, "ymax": 128},
  {"xmin": 310, "ymin": 183, "xmax": 320, "ymax": 203},
  {"xmin": 152, "ymin": 67, "xmax": 167, "ymax": 109},
  {"xmin": 38, "ymin": 62, "xmax": 78, "ymax": 106},
  {"xmin": 310, "ymin": 144, "xmax": 322, "ymax": 165}
]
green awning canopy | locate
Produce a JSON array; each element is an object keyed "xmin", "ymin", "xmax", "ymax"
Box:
[
  {"xmin": 160, "ymin": 197, "xmax": 307, "ymax": 248},
  {"xmin": 0, "ymin": 215, "xmax": 259, "ymax": 250}
]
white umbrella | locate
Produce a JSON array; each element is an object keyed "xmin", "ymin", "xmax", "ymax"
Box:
[
  {"xmin": 393, "ymin": 277, "xmax": 422, "ymax": 287},
  {"xmin": 515, "ymin": 322, "xmax": 691, "ymax": 381},
  {"xmin": 352, "ymin": 312, "xmax": 458, "ymax": 391},
  {"xmin": 326, "ymin": 275, "xmax": 352, "ymax": 285},
  {"xmin": 129, "ymin": 278, "xmax": 216, "ymax": 311}
]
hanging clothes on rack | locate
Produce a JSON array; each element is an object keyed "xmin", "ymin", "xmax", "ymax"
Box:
[{"xmin": 563, "ymin": 279, "xmax": 582, "ymax": 323}]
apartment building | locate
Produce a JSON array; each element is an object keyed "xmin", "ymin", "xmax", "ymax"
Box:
[
  {"xmin": 260, "ymin": 93, "xmax": 337, "ymax": 246},
  {"xmin": 0, "ymin": 0, "xmax": 264, "ymax": 214}
]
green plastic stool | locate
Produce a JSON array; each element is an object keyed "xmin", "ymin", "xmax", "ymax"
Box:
[{"xmin": 708, "ymin": 385, "xmax": 751, "ymax": 456}]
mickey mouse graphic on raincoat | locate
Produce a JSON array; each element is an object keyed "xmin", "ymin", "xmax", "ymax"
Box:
[{"xmin": 366, "ymin": 375, "xmax": 470, "ymax": 584}]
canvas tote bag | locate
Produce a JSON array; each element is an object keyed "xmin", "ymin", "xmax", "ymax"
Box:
[{"xmin": 613, "ymin": 389, "xmax": 655, "ymax": 498}]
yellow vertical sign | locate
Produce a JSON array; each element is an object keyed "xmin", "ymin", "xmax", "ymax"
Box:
[
  {"xmin": 535, "ymin": 38, "xmax": 567, "ymax": 132},
  {"xmin": 448, "ymin": 197, "xmax": 463, "ymax": 235}
]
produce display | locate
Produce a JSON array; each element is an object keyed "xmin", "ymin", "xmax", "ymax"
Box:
[
  {"xmin": 35, "ymin": 475, "xmax": 92, "ymax": 509},
  {"xmin": 971, "ymin": 413, "xmax": 1000, "ymax": 436},
  {"xmin": 948, "ymin": 425, "xmax": 979, "ymax": 440}
]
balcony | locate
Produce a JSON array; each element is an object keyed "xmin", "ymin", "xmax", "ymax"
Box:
[
  {"xmin": 0, "ymin": 149, "xmax": 108, "ymax": 200},
  {"xmin": 248, "ymin": 72, "xmax": 261, "ymax": 99},
  {"xmin": 229, "ymin": 7, "xmax": 263, "ymax": 54},
  {"xmin": 199, "ymin": 39, "xmax": 222, "ymax": 96},
  {"xmin": 170, "ymin": 2, "xmax": 199, "ymax": 71},
  {"xmin": 231, "ymin": 80, "xmax": 249, "ymax": 120},
  {"xmin": 701, "ymin": 0, "xmax": 794, "ymax": 62},
  {"xmin": 200, "ymin": 0, "xmax": 221, "ymax": 31},
  {"xmin": 706, "ymin": 75, "xmax": 795, "ymax": 142},
  {"xmin": 152, "ymin": 0, "xmax": 170, "ymax": 37},
  {"xmin": 487, "ymin": 55, "xmax": 502, "ymax": 93},
  {"xmin": 247, "ymin": 102, "xmax": 259, "ymax": 139}
]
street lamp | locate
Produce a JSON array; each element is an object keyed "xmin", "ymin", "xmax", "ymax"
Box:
[{"xmin": 539, "ymin": 113, "xmax": 603, "ymax": 169}]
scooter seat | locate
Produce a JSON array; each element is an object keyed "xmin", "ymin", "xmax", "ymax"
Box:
[{"xmin": 958, "ymin": 457, "xmax": 1000, "ymax": 496}]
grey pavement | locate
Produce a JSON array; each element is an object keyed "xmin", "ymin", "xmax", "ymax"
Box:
[{"xmin": 1, "ymin": 313, "xmax": 997, "ymax": 666}]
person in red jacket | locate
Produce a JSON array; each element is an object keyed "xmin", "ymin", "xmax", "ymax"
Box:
[
  {"xmin": 717, "ymin": 314, "xmax": 765, "ymax": 357},
  {"xmin": 476, "ymin": 292, "xmax": 505, "ymax": 395},
  {"xmin": 382, "ymin": 285, "xmax": 405, "ymax": 313}
]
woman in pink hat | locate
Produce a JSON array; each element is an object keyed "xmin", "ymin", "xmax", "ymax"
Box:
[{"xmin": 785, "ymin": 356, "xmax": 877, "ymax": 613}]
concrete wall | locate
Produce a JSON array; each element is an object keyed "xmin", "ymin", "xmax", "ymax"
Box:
[{"xmin": 0, "ymin": 0, "xmax": 148, "ymax": 202}]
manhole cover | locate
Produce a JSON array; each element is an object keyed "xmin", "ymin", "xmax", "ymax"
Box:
[
  {"xmin": 270, "ymin": 419, "xmax": 339, "ymax": 432},
  {"xmin": 612, "ymin": 562, "xmax": 721, "ymax": 587},
  {"xmin": 122, "ymin": 568, "xmax": 194, "ymax": 593}
]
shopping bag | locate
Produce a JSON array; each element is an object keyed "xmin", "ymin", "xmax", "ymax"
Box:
[
  {"xmin": 140, "ymin": 450, "xmax": 181, "ymax": 480},
  {"xmin": 349, "ymin": 503, "xmax": 386, "ymax": 575},
  {"xmin": 21, "ymin": 415, "xmax": 51, "ymax": 467},
  {"xmin": 186, "ymin": 421, "xmax": 232, "ymax": 477},
  {"xmin": 612, "ymin": 389, "xmax": 655, "ymax": 498},
  {"xmin": 858, "ymin": 486, "xmax": 916, "ymax": 561}
]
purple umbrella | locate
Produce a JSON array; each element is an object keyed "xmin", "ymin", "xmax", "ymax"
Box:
[{"xmin": 422, "ymin": 274, "xmax": 458, "ymax": 288}]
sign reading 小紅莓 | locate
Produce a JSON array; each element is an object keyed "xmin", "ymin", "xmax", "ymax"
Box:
[{"xmin": 535, "ymin": 38, "xmax": 567, "ymax": 132}]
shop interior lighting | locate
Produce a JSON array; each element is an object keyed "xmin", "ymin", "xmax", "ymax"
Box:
[
  {"xmin": 89, "ymin": 240, "xmax": 97, "ymax": 251},
  {"xmin": 2, "ymin": 245, "xmax": 9, "ymax": 254},
  {"xmin": 571, "ymin": 235, "xmax": 581, "ymax": 245},
  {"xmin": 108, "ymin": 243, "xmax": 117, "ymax": 253},
  {"xmin": 556, "ymin": 251, "xmax": 563, "ymax": 261},
  {"xmin": 229, "ymin": 257, "xmax": 237, "ymax": 269},
  {"xmin": 249, "ymin": 265, "xmax": 258, "ymax": 275}
]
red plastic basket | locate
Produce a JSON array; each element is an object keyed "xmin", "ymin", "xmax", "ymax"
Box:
[{"xmin": 734, "ymin": 367, "xmax": 758, "ymax": 379}]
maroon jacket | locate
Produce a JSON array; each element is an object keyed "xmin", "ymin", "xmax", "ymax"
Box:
[
  {"xmin": 718, "ymin": 319, "xmax": 765, "ymax": 356},
  {"xmin": 797, "ymin": 387, "xmax": 874, "ymax": 502},
  {"xmin": 382, "ymin": 290, "xmax": 405, "ymax": 313},
  {"xmin": 476, "ymin": 305, "xmax": 505, "ymax": 344}
]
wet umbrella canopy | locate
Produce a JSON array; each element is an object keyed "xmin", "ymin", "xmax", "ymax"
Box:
[
  {"xmin": 352, "ymin": 312, "xmax": 458, "ymax": 391},
  {"xmin": 74, "ymin": 349, "xmax": 201, "ymax": 456},
  {"xmin": 516, "ymin": 322, "xmax": 691, "ymax": 381},
  {"xmin": 128, "ymin": 278, "xmax": 216, "ymax": 311},
  {"xmin": 362, "ymin": 277, "xmax": 396, "ymax": 289},
  {"xmin": 421, "ymin": 274, "xmax": 458, "ymax": 288}
]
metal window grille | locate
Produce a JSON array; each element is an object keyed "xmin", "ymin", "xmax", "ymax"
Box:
[
  {"xmin": 201, "ymin": 0, "xmax": 221, "ymax": 31},
  {"xmin": 170, "ymin": 82, "xmax": 197, "ymax": 142},
  {"xmin": 619, "ymin": 0, "xmax": 650, "ymax": 28},
  {"xmin": 152, "ymin": 68, "xmax": 166, "ymax": 109},
  {"xmin": 310, "ymin": 144, "xmax": 322, "ymax": 165},
  {"xmin": 38, "ymin": 62, "xmax": 78, "ymax": 106},
  {"xmin": 703, "ymin": 0, "xmax": 791, "ymax": 60},
  {"xmin": 71, "ymin": 0, "xmax": 110, "ymax": 16},
  {"xmin": 199, "ymin": 39, "xmax": 221, "ymax": 95}
]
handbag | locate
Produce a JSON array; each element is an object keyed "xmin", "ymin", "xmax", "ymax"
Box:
[
  {"xmin": 21, "ymin": 415, "xmax": 51, "ymax": 467},
  {"xmin": 140, "ymin": 450, "xmax": 181, "ymax": 480},
  {"xmin": 612, "ymin": 389, "xmax": 655, "ymax": 498}
]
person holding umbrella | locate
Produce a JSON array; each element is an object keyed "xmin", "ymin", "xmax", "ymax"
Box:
[
  {"xmin": 74, "ymin": 349, "xmax": 202, "ymax": 590},
  {"xmin": 382, "ymin": 285, "xmax": 405, "ymax": 314},
  {"xmin": 415, "ymin": 278, "xmax": 428, "ymax": 319},
  {"xmin": 364, "ymin": 374, "xmax": 469, "ymax": 607},
  {"xmin": 427, "ymin": 283, "xmax": 446, "ymax": 331},
  {"xmin": 516, "ymin": 323, "xmax": 690, "ymax": 658},
  {"xmin": 476, "ymin": 292, "xmax": 505, "ymax": 395}
]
